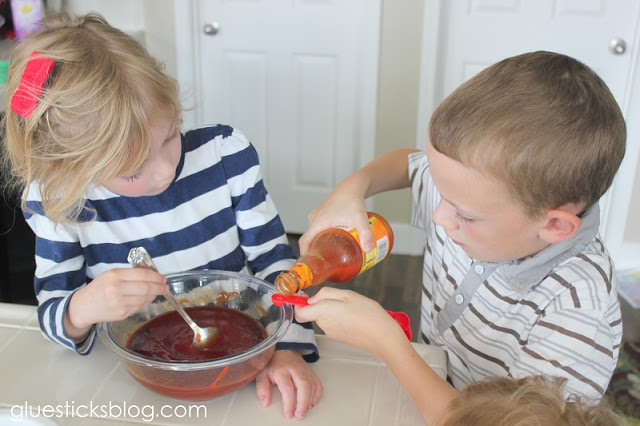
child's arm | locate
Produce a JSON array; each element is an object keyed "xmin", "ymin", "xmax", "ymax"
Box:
[
  {"xmin": 299, "ymin": 148, "xmax": 418, "ymax": 253},
  {"xmin": 23, "ymin": 201, "xmax": 167, "ymax": 352},
  {"xmin": 296, "ymin": 287, "xmax": 458, "ymax": 424}
]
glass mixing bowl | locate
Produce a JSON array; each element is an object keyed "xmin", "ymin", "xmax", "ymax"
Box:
[{"xmin": 97, "ymin": 270, "xmax": 293, "ymax": 401}]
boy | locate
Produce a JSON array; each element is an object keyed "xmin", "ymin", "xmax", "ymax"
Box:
[{"xmin": 296, "ymin": 51, "xmax": 625, "ymax": 417}]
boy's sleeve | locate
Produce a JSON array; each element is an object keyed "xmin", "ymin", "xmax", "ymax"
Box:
[
  {"xmin": 23, "ymin": 200, "xmax": 96, "ymax": 355},
  {"xmin": 510, "ymin": 272, "xmax": 622, "ymax": 401},
  {"xmin": 219, "ymin": 129, "xmax": 319, "ymax": 362},
  {"xmin": 408, "ymin": 151, "xmax": 439, "ymax": 232}
]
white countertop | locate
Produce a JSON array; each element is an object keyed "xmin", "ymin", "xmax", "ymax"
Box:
[{"xmin": 0, "ymin": 303, "xmax": 447, "ymax": 425}]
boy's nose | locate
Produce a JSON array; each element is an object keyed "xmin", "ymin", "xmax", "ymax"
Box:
[{"xmin": 432, "ymin": 200, "xmax": 459, "ymax": 230}]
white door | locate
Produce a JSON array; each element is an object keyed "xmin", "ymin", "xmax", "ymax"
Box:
[
  {"xmin": 417, "ymin": 0, "xmax": 640, "ymax": 268},
  {"xmin": 175, "ymin": 0, "xmax": 381, "ymax": 233}
]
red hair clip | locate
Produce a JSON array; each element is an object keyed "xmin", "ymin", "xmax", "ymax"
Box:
[{"xmin": 10, "ymin": 51, "xmax": 55, "ymax": 118}]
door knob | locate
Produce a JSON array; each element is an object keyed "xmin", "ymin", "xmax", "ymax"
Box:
[
  {"xmin": 609, "ymin": 38, "xmax": 626, "ymax": 55},
  {"xmin": 203, "ymin": 22, "xmax": 220, "ymax": 36}
]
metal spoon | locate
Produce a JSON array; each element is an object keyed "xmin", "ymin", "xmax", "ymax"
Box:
[{"xmin": 127, "ymin": 247, "xmax": 222, "ymax": 349}]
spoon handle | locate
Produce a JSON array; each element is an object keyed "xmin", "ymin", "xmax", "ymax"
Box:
[
  {"xmin": 159, "ymin": 289, "xmax": 202, "ymax": 334},
  {"xmin": 127, "ymin": 247, "xmax": 202, "ymax": 334}
]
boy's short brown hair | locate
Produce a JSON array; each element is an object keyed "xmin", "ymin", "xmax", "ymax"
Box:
[{"xmin": 429, "ymin": 51, "xmax": 626, "ymax": 218}]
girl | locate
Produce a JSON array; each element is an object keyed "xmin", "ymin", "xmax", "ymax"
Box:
[{"xmin": 2, "ymin": 12, "xmax": 320, "ymax": 419}]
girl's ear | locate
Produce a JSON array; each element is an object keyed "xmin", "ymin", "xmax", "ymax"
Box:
[{"xmin": 538, "ymin": 209, "xmax": 582, "ymax": 244}]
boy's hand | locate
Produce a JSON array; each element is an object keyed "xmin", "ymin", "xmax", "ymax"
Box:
[
  {"xmin": 65, "ymin": 268, "xmax": 167, "ymax": 340},
  {"xmin": 295, "ymin": 287, "xmax": 404, "ymax": 357},
  {"xmin": 299, "ymin": 191, "xmax": 372, "ymax": 253},
  {"xmin": 255, "ymin": 350, "xmax": 323, "ymax": 419}
]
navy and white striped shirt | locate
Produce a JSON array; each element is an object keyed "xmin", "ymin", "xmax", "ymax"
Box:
[{"xmin": 24, "ymin": 125, "xmax": 317, "ymax": 358}]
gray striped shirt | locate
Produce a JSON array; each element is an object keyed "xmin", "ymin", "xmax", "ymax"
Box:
[{"xmin": 408, "ymin": 151, "xmax": 622, "ymax": 400}]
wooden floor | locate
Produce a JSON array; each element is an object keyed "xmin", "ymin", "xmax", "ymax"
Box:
[{"xmin": 287, "ymin": 234, "xmax": 424, "ymax": 341}]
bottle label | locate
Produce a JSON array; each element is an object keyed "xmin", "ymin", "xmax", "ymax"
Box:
[
  {"xmin": 288, "ymin": 262, "xmax": 314, "ymax": 289},
  {"xmin": 334, "ymin": 215, "xmax": 391, "ymax": 275}
]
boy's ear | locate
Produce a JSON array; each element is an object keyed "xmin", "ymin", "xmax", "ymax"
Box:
[{"xmin": 538, "ymin": 209, "xmax": 582, "ymax": 244}]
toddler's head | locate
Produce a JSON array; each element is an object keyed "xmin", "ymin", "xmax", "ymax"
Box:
[
  {"xmin": 438, "ymin": 375, "xmax": 624, "ymax": 426},
  {"xmin": 2, "ymin": 12, "xmax": 182, "ymax": 224},
  {"xmin": 429, "ymin": 51, "xmax": 626, "ymax": 219}
]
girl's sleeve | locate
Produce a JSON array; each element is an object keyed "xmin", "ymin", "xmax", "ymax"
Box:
[
  {"xmin": 23, "ymin": 197, "xmax": 96, "ymax": 355},
  {"xmin": 219, "ymin": 129, "xmax": 319, "ymax": 362}
]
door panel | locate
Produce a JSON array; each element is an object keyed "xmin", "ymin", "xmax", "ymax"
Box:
[
  {"xmin": 418, "ymin": 0, "xmax": 640, "ymax": 267},
  {"xmin": 436, "ymin": 0, "xmax": 637, "ymax": 106},
  {"xmin": 194, "ymin": 0, "xmax": 381, "ymax": 233}
]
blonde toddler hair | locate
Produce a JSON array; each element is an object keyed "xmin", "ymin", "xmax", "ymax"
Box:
[
  {"xmin": 439, "ymin": 375, "xmax": 624, "ymax": 426},
  {"xmin": 429, "ymin": 51, "xmax": 626, "ymax": 218},
  {"xmin": 2, "ymin": 12, "xmax": 182, "ymax": 225}
]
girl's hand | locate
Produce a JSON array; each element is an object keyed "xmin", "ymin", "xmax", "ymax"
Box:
[
  {"xmin": 255, "ymin": 350, "xmax": 323, "ymax": 419},
  {"xmin": 295, "ymin": 287, "xmax": 405, "ymax": 357},
  {"xmin": 65, "ymin": 268, "xmax": 167, "ymax": 340}
]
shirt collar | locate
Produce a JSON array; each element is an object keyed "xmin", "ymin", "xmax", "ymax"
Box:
[{"xmin": 478, "ymin": 203, "xmax": 601, "ymax": 292}]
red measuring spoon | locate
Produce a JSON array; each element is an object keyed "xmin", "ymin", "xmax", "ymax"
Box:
[
  {"xmin": 272, "ymin": 293, "xmax": 310, "ymax": 307},
  {"xmin": 270, "ymin": 294, "xmax": 413, "ymax": 340}
]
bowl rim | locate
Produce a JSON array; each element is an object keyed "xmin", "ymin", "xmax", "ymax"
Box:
[{"xmin": 97, "ymin": 269, "xmax": 294, "ymax": 371}]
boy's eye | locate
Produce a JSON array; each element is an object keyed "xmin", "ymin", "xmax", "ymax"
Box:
[{"xmin": 455, "ymin": 211, "xmax": 474, "ymax": 224}]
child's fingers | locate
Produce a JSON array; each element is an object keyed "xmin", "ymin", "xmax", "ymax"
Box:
[
  {"xmin": 294, "ymin": 302, "xmax": 322, "ymax": 323},
  {"xmin": 298, "ymin": 222, "xmax": 327, "ymax": 254},
  {"xmin": 254, "ymin": 370, "xmax": 273, "ymax": 407},
  {"xmin": 293, "ymin": 382, "xmax": 312, "ymax": 418},
  {"xmin": 118, "ymin": 267, "xmax": 167, "ymax": 284},
  {"xmin": 274, "ymin": 375, "xmax": 296, "ymax": 419},
  {"xmin": 293, "ymin": 375, "xmax": 320, "ymax": 419},
  {"xmin": 294, "ymin": 298, "xmax": 344, "ymax": 325},
  {"xmin": 355, "ymin": 216, "xmax": 375, "ymax": 252},
  {"xmin": 310, "ymin": 380, "xmax": 323, "ymax": 407},
  {"xmin": 117, "ymin": 281, "xmax": 167, "ymax": 297},
  {"xmin": 306, "ymin": 287, "xmax": 351, "ymax": 303}
]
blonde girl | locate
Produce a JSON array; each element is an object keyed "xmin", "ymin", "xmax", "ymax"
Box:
[{"xmin": 2, "ymin": 12, "xmax": 321, "ymax": 419}]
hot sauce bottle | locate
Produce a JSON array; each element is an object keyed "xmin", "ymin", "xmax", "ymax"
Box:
[{"xmin": 274, "ymin": 212, "xmax": 394, "ymax": 296}]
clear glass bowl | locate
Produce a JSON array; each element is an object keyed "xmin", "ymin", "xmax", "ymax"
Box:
[{"xmin": 97, "ymin": 270, "xmax": 293, "ymax": 401}]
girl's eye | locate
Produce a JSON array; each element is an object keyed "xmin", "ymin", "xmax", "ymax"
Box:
[
  {"xmin": 165, "ymin": 129, "xmax": 180, "ymax": 145},
  {"xmin": 455, "ymin": 211, "xmax": 474, "ymax": 224},
  {"xmin": 126, "ymin": 171, "xmax": 143, "ymax": 182}
]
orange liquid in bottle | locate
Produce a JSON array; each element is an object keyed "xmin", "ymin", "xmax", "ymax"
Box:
[{"xmin": 275, "ymin": 212, "xmax": 394, "ymax": 295}]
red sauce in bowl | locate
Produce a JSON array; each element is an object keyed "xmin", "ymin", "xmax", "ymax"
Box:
[{"xmin": 126, "ymin": 306, "xmax": 267, "ymax": 361}]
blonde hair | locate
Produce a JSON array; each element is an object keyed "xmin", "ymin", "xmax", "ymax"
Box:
[
  {"xmin": 429, "ymin": 51, "xmax": 626, "ymax": 218},
  {"xmin": 1, "ymin": 12, "xmax": 182, "ymax": 225},
  {"xmin": 438, "ymin": 375, "xmax": 624, "ymax": 426}
]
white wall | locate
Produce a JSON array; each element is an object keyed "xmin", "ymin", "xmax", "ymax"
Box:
[
  {"xmin": 66, "ymin": 0, "xmax": 176, "ymax": 78},
  {"xmin": 66, "ymin": 0, "xmax": 144, "ymax": 31},
  {"xmin": 64, "ymin": 0, "xmax": 640, "ymax": 262}
]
